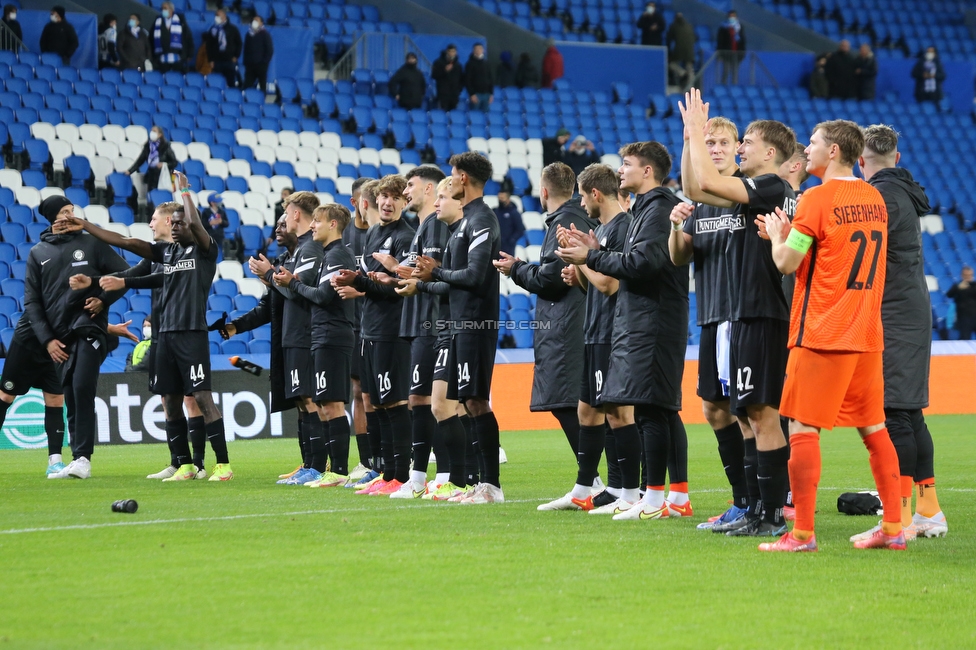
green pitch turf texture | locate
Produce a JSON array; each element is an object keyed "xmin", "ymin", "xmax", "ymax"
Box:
[{"xmin": 1, "ymin": 416, "xmax": 973, "ymax": 649}]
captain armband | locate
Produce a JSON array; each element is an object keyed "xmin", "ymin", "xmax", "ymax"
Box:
[{"xmin": 785, "ymin": 228, "xmax": 813, "ymax": 254}]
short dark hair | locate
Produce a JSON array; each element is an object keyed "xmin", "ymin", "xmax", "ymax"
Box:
[
  {"xmin": 405, "ymin": 165, "xmax": 446, "ymax": 184},
  {"xmin": 449, "ymin": 152, "xmax": 493, "ymax": 186},
  {"xmin": 351, "ymin": 177, "xmax": 371, "ymax": 194},
  {"xmin": 814, "ymin": 119, "xmax": 865, "ymax": 167},
  {"xmin": 618, "ymin": 141, "xmax": 672, "ymax": 184},
  {"xmin": 541, "ymin": 162, "xmax": 576, "ymax": 197},
  {"xmin": 577, "ymin": 164, "xmax": 620, "ymax": 198},
  {"xmin": 315, "ymin": 203, "xmax": 351, "ymax": 234},
  {"xmin": 745, "ymin": 120, "xmax": 797, "ymax": 165},
  {"xmin": 862, "ymin": 124, "xmax": 899, "ymax": 159}
]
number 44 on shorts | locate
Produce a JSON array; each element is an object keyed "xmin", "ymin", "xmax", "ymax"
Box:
[{"xmin": 190, "ymin": 363, "xmax": 205, "ymax": 386}]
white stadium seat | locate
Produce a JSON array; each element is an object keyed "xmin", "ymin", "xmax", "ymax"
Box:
[
  {"xmin": 205, "ymin": 158, "xmax": 229, "ymax": 179},
  {"xmin": 506, "ymin": 138, "xmax": 527, "ymax": 156},
  {"xmin": 294, "ymin": 161, "xmax": 316, "ymax": 180},
  {"xmin": 235, "ymin": 129, "xmax": 257, "ymax": 147},
  {"xmin": 467, "ymin": 136, "xmax": 488, "ymax": 153},
  {"xmin": 256, "ymin": 129, "xmax": 279, "ymax": 148},
  {"xmin": 320, "ymin": 132, "xmax": 341, "ymax": 151},
  {"xmin": 244, "ymin": 191, "xmax": 269, "ymax": 210},
  {"xmin": 359, "ymin": 148, "xmax": 380, "ymax": 166},
  {"xmin": 125, "ymin": 125, "xmax": 149, "ymax": 145},
  {"xmin": 78, "ymin": 124, "xmax": 102, "ymax": 144},
  {"xmin": 275, "ymin": 145, "xmax": 298, "ymax": 163},
  {"xmin": 926, "ymin": 275, "xmax": 940, "ymax": 292},
  {"xmin": 299, "ymin": 131, "xmax": 321, "ymax": 149},
  {"xmin": 379, "ymin": 148, "xmax": 401, "ymax": 166},
  {"xmin": 487, "ymin": 137, "xmax": 508, "ymax": 155},
  {"xmin": 315, "ymin": 192, "xmax": 335, "ymax": 205},
  {"xmin": 219, "ymin": 191, "xmax": 245, "ymax": 212},
  {"xmin": 49, "ymin": 140, "xmax": 72, "ymax": 172},
  {"xmin": 483, "ymin": 195, "xmax": 499, "ymax": 209},
  {"xmin": 318, "ymin": 148, "xmax": 339, "ymax": 166},
  {"xmin": 227, "ymin": 159, "xmax": 251, "ymax": 177},
  {"xmin": 397, "ymin": 163, "xmax": 414, "ymax": 176},
  {"xmin": 95, "ymin": 140, "xmax": 119, "ymax": 160},
  {"xmin": 296, "ymin": 147, "xmax": 319, "ymax": 164},
  {"xmin": 521, "ymin": 211, "xmax": 545, "ymax": 230},
  {"xmin": 921, "ymin": 214, "xmax": 943, "ymax": 234},
  {"xmin": 338, "ymin": 147, "xmax": 360, "ymax": 165},
  {"xmin": 525, "ymin": 245, "xmax": 542, "ymax": 263},
  {"xmin": 39, "ymin": 187, "xmax": 64, "ymax": 200},
  {"xmin": 15, "ymin": 186, "xmax": 41, "ymax": 208},
  {"xmin": 278, "ymin": 130, "xmax": 300, "ymax": 149},
  {"xmin": 91, "ymin": 157, "xmax": 114, "ymax": 188},
  {"xmin": 270, "ymin": 175, "xmax": 292, "ymax": 194},
  {"xmin": 525, "ymin": 138, "xmax": 543, "ymax": 155},
  {"xmin": 316, "ymin": 162, "xmax": 338, "ymax": 179},
  {"xmin": 56, "ymin": 122, "xmax": 80, "ymax": 142},
  {"xmin": 119, "ymin": 141, "xmax": 143, "ymax": 160},
  {"xmin": 218, "ymin": 260, "xmax": 245, "ymax": 280},
  {"xmin": 600, "ymin": 153, "xmax": 622, "ymax": 169},
  {"xmin": 85, "ymin": 205, "xmax": 110, "ymax": 226},
  {"xmin": 129, "ymin": 223, "xmax": 153, "ymax": 241},
  {"xmin": 240, "ymin": 207, "xmax": 264, "ymax": 226},
  {"xmin": 104, "ymin": 223, "xmax": 129, "ymax": 237},
  {"xmin": 0, "ymin": 169, "xmax": 22, "ymax": 188},
  {"xmin": 102, "ymin": 124, "xmax": 125, "ymax": 143},
  {"xmin": 186, "ymin": 142, "xmax": 211, "ymax": 161},
  {"xmin": 114, "ymin": 157, "xmax": 134, "ymax": 173},
  {"xmin": 30, "ymin": 122, "xmax": 56, "ymax": 145},
  {"xmin": 335, "ymin": 177, "xmax": 354, "ymax": 195},
  {"xmin": 252, "ymin": 145, "xmax": 275, "ymax": 165},
  {"xmin": 247, "ymin": 176, "xmax": 271, "ymax": 194},
  {"xmin": 238, "ymin": 278, "xmax": 267, "ymax": 298},
  {"xmin": 71, "ymin": 140, "xmax": 96, "ymax": 159},
  {"xmin": 170, "ymin": 142, "xmax": 188, "ymax": 163}
]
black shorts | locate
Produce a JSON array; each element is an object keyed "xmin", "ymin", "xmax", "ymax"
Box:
[
  {"xmin": 313, "ymin": 346, "xmax": 352, "ymax": 404},
  {"xmin": 446, "ymin": 332, "xmax": 496, "ymax": 401},
  {"xmin": 361, "ymin": 338, "xmax": 411, "ymax": 405},
  {"xmin": 350, "ymin": 332, "xmax": 362, "ymax": 381},
  {"xmin": 154, "ymin": 331, "xmax": 211, "ymax": 395},
  {"xmin": 432, "ymin": 331, "xmax": 451, "ymax": 382},
  {"xmin": 698, "ymin": 322, "xmax": 730, "ymax": 403},
  {"xmin": 579, "ymin": 343, "xmax": 611, "ymax": 407},
  {"xmin": 0, "ymin": 329, "xmax": 62, "ymax": 396},
  {"xmin": 729, "ymin": 318, "xmax": 788, "ymax": 416},
  {"xmin": 284, "ymin": 347, "xmax": 314, "ymax": 400},
  {"xmin": 409, "ymin": 336, "xmax": 437, "ymax": 396}
]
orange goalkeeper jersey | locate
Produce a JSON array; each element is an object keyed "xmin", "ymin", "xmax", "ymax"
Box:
[{"xmin": 789, "ymin": 178, "xmax": 888, "ymax": 352}]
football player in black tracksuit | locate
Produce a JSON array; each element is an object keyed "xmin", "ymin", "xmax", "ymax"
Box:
[
  {"xmin": 539, "ymin": 163, "xmax": 632, "ymax": 513},
  {"xmin": 681, "ymin": 89, "xmax": 796, "ymax": 536},
  {"xmin": 557, "ymin": 142, "xmax": 689, "ymax": 520},
  {"xmin": 274, "ymin": 204, "xmax": 357, "ymax": 488},
  {"xmin": 371, "ymin": 165, "xmax": 450, "ymax": 499},
  {"xmin": 31, "ymin": 196, "xmax": 128, "ymax": 480},
  {"xmin": 333, "ymin": 175, "xmax": 416, "ymax": 496},
  {"xmin": 670, "ymin": 118, "xmax": 751, "ymax": 528},
  {"xmin": 495, "ymin": 162, "xmax": 600, "ymax": 500},
  {"xmin": 250, "ymin": 192, "xmax": 324, "ymax": 486},
  {"xmin": 58, "ymin": 172, "xmax": 233, "ymax": 482},
  {"xmin": 413, "ymin": 153, "xmax": 503, "ymax": 505},
  {"xmin": 223, "ymin": 215, "xmax": 301, "ymax": 476}
]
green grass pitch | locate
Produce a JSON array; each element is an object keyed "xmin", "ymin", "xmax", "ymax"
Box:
[{"xmin": 1, "ymin": 415, "xmax": 974, "ymax": 648}]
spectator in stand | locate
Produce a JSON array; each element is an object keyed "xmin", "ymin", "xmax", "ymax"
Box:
[
  {"xmin": 947, "ymin": 266, "xmax": 976, "ymax": 340},
  {"xmin": 809, "ymin": 54, "xmax": 829, "ymax": 98},
  {"xmin": 543, "ymin": 128, "xmax": 570, "ymax": 167},
  {"xmin": 495, "ymin": 190, "xmax": 525, "ymax": 256},
  {"xmin": 40, "ymin": 6, "xmax": 78, "ymax": 65},
  {"xmin": 98, "ymin": 13, "xmax": 119, "ymax": 69},
  {"xmin": 563, "ymin": 135, "xmax": 600, "ymax": 178},
  {"xmin": 2, "ymin": 5, "xmax": 22, "ymax": 49},
  {"xmin": 515, "ymin": 52, "xmax": 540, "ymax": 88},
  {"xmin": 496, "ymin": 51, "xmax": 516, "ymax": 87},
  {"xmin": 274, "ymin": 187, "xmax": 292, "ymax": 221},
  {"xmin": 126, "ymin": 317, "xmax": 153, "ymax": 372},
  {"xmin": 466, "ymin": 42, "xmax": 494, "ymax": 111},
  {"xmin": 205, "ymin": 8, "xmax": 242, "ymax": 88},
  {"xmin": 541, "ymin": 39, "xmax": 563, "ymax": 88},
  {"xmin": 854, "ymin": 44, "xmax": 877, "ymax": 101},
  {"xmin": 242, "ymin": 15, "xmax": 273, "ymax": 91},
  {"xmin": 389, "ymin": 51, "xmax": 426, "ymax": 109},
  {"xmin": 825, "ymin": 39, "xmax": 856, "ymax": 99},
  {"xmin": 666, "ymin": 12, "xmax": 695, "ymax": 87},
  {"xmin": 118, "ymin": 14, "xmax": 151, "ymax": 71},
  {"xmin": 912, "ymin": 46, "xmax": 946, "ymax": 106},
  {"xmin": 716, "ymin": 10, "xmax": 745, "ymax": 85},
  {"xmin": 152, "ymin": 2, "xmax": 187, "ymax": 73},
  {"xmin": 126, "ymin": 126, "xmax": 177, "ymax": 193},
  {"xmin": 431, "ymin": 44, "xmax": 463, "ymax": 111},
  {"xmin": 637, "ymin": 2, "xmax": 665, "ymax": 46},
  {"xmin": 202, "ymin": 194, "xmax": 229, "ymax": 249}
]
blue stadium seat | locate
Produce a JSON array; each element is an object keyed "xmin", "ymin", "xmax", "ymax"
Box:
[
  {"xmin": 109, "ymin": 205, "xmax": 135, "ymax": 225},
  {"xmin": 1, "ymin": 223, "xmax": 26, "ymax": 244}
]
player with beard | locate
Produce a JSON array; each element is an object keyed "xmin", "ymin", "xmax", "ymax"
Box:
[
  {"xmin": 249, "ymin": 192, "xmax": 324, "ymax": 485},
  {"xmin": 219, "ymin": 215, "xmax": 301, "ymax": 476},
  {"xmin": 680, "ymin": 89, "xmax": 796, "ymax": 537},
  {"xmin": 55, "ymin": 173, "xmax": 232, "ymax": 481},
  {"xmin": 274, "ymin": 204, "xmax": 358, "ymax": 487},
  {"xmin": 413, "ymin": 153, "xmax": 503, "ymax": 504},
  {"xmin": 341, "ymin": 178, "xmax": 373, "ymax": 481},
  {"xmin": 537, "ymin": 164, "xmax": 632, "ymax": 512},
  {"xmin": 670, "ymin": 116, "xmax": 748, "ymax": 527},
  {"xmin": 557, "ymin": 142, "xmax": 689, "ymax": 520},
  {"xmin": 852, "ymin": 124, "xmax": 947, "ymax": 541},
  {"xmin": 333, "ymin": 175, "xmax": 416, "ymax": 496},
  {"xmin": 494, "ymin": 163, "xmax": 601, "ymax": 504}
]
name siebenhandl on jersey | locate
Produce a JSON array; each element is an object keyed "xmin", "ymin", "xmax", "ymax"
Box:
[
  {"xmin": 163, "ymin": 259, "xmax": 196, "ymax": 273},
  {"xmin": 833, "ymin": 203, "xmax": 887, "ymax": 225},
  {"xmin": 696, "ymin": 214, "xmax": 745, "ymax": 234}
]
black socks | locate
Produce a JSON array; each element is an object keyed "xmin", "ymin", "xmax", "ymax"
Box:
[
  {"xmin": 576, "ymin": 424, "xmax": 605, "ymax": 487},
  {"xmin": 410, "ymin": 404, "xmax": 436, "ymax": 474},
  {"xmin": 715, "ymin": 423, "xmax": 747, "ymax": 509},
  {"xmin": 327, "ymin": 416, "xmax": 350, "ymax": 476},
  {"xmin": 188, "ymin": 415, "xmax": 206, "ymax": 471},
  {"xmin": 44, "ymin": 405, "xmax": 64, "ymax": 457},
  {"xmin": 165, "ymin": 418, "xmax": 191, "ymax": 466},
  {"xmin": 757, "ymin": 446, "xmax": 790, "ymax": 526}
]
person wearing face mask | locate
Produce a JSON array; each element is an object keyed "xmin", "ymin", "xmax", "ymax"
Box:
[
  {"xmin": 389, "ymin": 52, "xmax": 426, "ymax": 109},
  {"xmin": 98, "ymin": 13, "xmax": 119, "ymax": 69},
  {"xmin": 637, "ymin": 2, "xmax": 665, "ymax": 47},
  {"xmin": 912, "ymin": 46, "xmax": 946, "ymax": 105},
  {"xmin": 127, "ymin": 127, "xmax": 178, "ymax": 199},
  {"xmin": 39, "ymin": 6, "xmax": 79, "ymax": 65},
  {"xmin": 465, "ymin": 43, "xmax": 494, "ymax": 112},
  {"xmin": 117, "ymin": 14, "xmax": 151, "ymax": 70},
  {"xmin": 205, "ymin": 8, "xmax": 242, "ymax": 88},
  {"xmin": 242, "ymin": 15, "xmax": 273, "ymax": 91},
  {"xmin": 152, "ymin": 2, "xmax": 187, "ymax": 73},
  {"xmin": 127, "ymin": 317, "xmax": 154, "ymax": 371},
  {"xmin": 2, "ymin": 5, "xmax": 23, "ymax": 50},
  {"xmin": 716, "ymin": 10, "xmax": 745, "ymax": 85}
]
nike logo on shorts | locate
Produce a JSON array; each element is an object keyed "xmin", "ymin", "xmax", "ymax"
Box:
[
  {"xmin": 737, "ymin": 391, "xmax": 753, "ymax": 399},
  {"xmin": 193, "ymin": 380, "xmax": 204, "ymax": 388}
]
